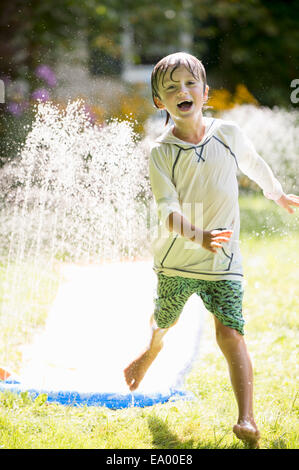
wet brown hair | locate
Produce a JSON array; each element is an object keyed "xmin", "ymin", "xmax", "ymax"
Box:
[{"xmin": 151, "ymin": 52, "xmax": 207, "ymax": 125}]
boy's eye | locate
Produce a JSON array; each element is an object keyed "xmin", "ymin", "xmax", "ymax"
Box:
[{"xmin": 167, "ymin": 85, "xmax": 175, "ymax": 90}]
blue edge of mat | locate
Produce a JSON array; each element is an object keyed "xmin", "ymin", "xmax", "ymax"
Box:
[{"xmin": 0, "ymin": 378, "xmax": 193, "ymax": 408}]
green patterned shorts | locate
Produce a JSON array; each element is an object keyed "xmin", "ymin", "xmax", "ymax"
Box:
[{"xmin": 154, "ymin": 274, "xmax": 245, "ymax": 335}]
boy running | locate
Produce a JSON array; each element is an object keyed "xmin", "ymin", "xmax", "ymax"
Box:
[{"xmin": 124, "ymin": 52, "xmax": 299, "ymax": 448}]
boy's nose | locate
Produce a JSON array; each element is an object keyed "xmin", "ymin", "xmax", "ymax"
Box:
[
  {"xmin": 177, "ymin": 82, "xmax": 190, "ymax": 94},
  {"xmin": 177, "ymin": 87, "xmax": 188, "ymax": 96}
]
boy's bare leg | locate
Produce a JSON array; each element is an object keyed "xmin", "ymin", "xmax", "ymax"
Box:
[
  {"xmin": 213, "ymin": 317, "xmax": 260, "ymax": 448},
  {"xmin": 124, "ymin": 315, "xmax": 173, "ymax": 391}
]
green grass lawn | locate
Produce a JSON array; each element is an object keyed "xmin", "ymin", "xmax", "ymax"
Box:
[{"xmin": 0, "ymin": 193, "xmax": 298, "ymax": 449}]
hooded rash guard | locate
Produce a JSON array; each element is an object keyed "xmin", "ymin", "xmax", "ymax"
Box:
[{"xmin": 149, "ymin": 117, "xmax": 283, "ymax": 281}]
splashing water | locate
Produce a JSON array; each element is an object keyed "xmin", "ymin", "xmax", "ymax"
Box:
[
  {"xmin": 0, "ymin": 100, "xmax": 205, "ymax": 402},
  {"xmin": 221, "ymin": 105, "xmax": 299, "ymax": 194},
  {"xmin": 0, "ymin": 100, "xmax": 152, "ymax": 264}
]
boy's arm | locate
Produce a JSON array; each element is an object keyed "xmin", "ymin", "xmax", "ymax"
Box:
[
  {"xmin": 233, "ymin": 124, "xmax": 299, "ymax": 213},
  {"xmin": 167, "ymin": 211, "xmax": 232, "ymax": 253}
]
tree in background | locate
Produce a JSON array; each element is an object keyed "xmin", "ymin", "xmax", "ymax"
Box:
[
  {"xmin": 1, "ymin": 0, "xmax": 298, "ymax": 105},
  {"xmin": 191, "ymin": 0, "xmax": 299, "ymax": 107},
  {"xmin": 0, "ymin": 0, "xmax": 91, "ymax": 86},
  {"xmin": 89, "ymin": 0, "xmax": 298, "ymax": 107},
  {"xmin": 0, "ymin": 0, "xmax": 94, "ymax": 163},
  {"xmin": 1, "ymin": 0, "xmax": 298, "ymax": 163},
  {"xmin": 88, "ymin": 0, "xmax": 190, "ymax": 74}
]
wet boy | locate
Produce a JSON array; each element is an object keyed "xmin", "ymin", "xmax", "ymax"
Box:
[{"xmin": 124, "ymin": 52, "xmax": 299, "ymax": 447}]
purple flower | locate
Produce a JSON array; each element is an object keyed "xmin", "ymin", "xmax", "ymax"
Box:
[
  {"xmin": 31, "ymin": 88, "xmax": 50, "ymax": 102},
  {"xmin": 7, "ymin": 101, "xmax": 29, "ymax": 116},
  {"xmin": 35, "ymin": 65, "xmax": 57, "ymax": 87},
  {"xmin": 84, "ymin": 105, "xmax": 97, "ymax": 124}
]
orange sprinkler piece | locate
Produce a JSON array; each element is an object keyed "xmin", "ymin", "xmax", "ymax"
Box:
[{"xmin": 0, "ymin": 367, "xmax": 11, "ymax": 381}]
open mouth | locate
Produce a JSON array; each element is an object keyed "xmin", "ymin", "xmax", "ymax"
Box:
[{"xmin": 177, "ymin": 100, "xmax": 193, "ymax": 111}]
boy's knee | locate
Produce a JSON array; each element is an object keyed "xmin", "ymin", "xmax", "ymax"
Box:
[{"xmin": 215, "ymin": 322, "xmax": 242, "ymax": 344}]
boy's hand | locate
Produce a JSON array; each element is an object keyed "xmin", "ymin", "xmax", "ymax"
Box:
[
  {"xmin": 167, "ymin": 212, "xmax": 233, "ymax": 253},
  {"xmin": 202, "ymin": 229, "xmax": 233, "ymax": 254},
  {"xmin": 275, "ymin": 194, "xmax": 299, "ymax": 214}
]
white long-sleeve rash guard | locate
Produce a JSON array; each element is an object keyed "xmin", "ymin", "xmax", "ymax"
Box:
[{"xmin": 149, "ymin": 117, "xmax": 283, "ymax": 281}]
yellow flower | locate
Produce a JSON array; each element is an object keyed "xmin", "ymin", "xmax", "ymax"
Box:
[
  {"xmin": 233, "ymin": 84, "xmax": 258, "ymax": 106},
  {"xmin": 207, "ymin": 85, "xmax": 258, "ymax": 113}
]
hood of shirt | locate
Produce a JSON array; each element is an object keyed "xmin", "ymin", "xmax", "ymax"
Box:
[{"xmin": 155, "ymin": 117, "xmax": 221, "ymax": 147}]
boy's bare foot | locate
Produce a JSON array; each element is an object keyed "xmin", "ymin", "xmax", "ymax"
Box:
[
  {"xmin": 124, "ymin": 345, "xmax": 162, "ymax": 391},
  {"xmin": 124, "ymin": 325, "xmax": 166, "ymax": 391},
  {"xmin": 233, "ymin": 420, "xmax": 260, "ymax": 448},
  {"xmin": 124, "ymin": 352, "xmax": 149, "ymax": 391}
]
